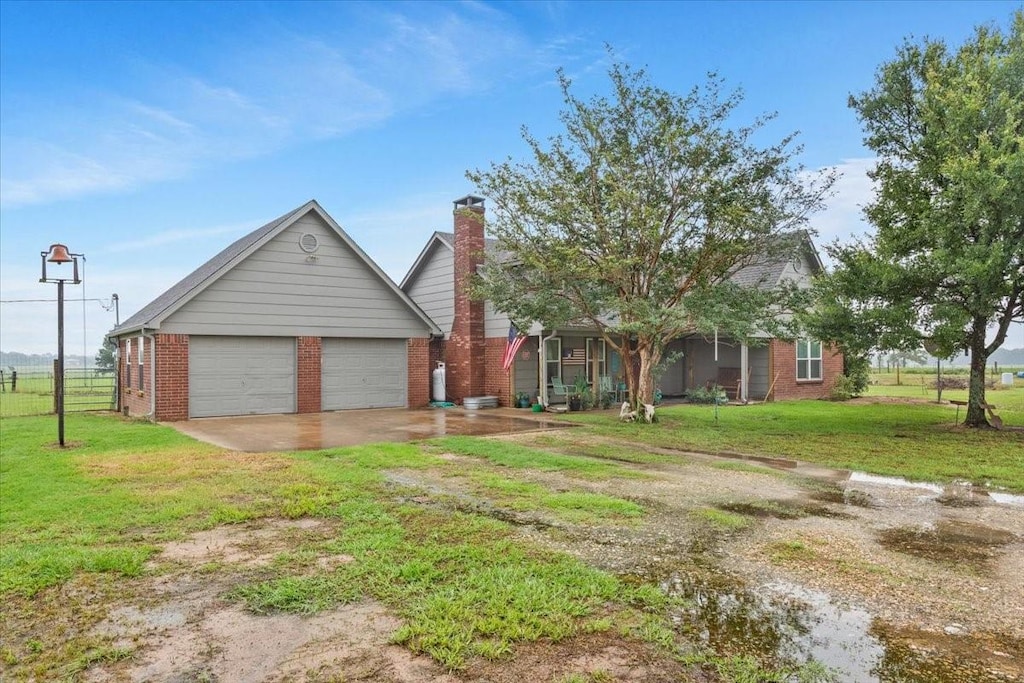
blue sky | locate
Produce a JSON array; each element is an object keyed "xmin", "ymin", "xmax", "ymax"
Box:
[{"xmin": 1, "ymin": 0, "xmax": 1020, "ymax": 356}]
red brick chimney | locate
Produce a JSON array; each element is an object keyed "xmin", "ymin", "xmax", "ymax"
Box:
[{"xmin": 448, "ymin": 195, "xmax": 486, "ymax": 402}]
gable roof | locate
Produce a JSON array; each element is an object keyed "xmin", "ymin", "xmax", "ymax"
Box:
[
  {"xmin": 730, "ymin": 231, "xmax": 824, "ymax": 289},
  {"xmin": 399, "ymin": 230, "xmax": 501, "ymax": 291},
  {"xmin": 112, "ymin": 200, "xmax": 441, "ymax": 337}
]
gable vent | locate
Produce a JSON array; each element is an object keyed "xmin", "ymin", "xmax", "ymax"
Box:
[{"xmin": 299, "ymin": 233, "xmax": 320, "ymax": 253}]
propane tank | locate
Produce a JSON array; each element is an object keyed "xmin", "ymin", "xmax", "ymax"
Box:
[{"xmin": 431, "ymin": 362, "xmax": 446, "ymax": 402}]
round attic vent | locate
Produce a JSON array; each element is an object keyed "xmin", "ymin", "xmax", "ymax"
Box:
[{"xmin": 299, "ymin": 233, "xmax": 319, "ymax": 253}]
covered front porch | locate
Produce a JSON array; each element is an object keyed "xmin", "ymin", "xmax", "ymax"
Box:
[{"xmin": 508, "ymin": 331, "xmax": 772, "ymax": 406}]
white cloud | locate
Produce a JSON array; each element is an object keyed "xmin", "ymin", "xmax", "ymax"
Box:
[
  {"xmin": 809, "ymin": 157, "xmax": 877, "ymax": 253},
  {"xmin": 102, "ymin": 221, "xmax": 256, "ymax": 254},
  {"xmin": 0, "ymin": 5, "xmax": 534, "ymax": 210}
]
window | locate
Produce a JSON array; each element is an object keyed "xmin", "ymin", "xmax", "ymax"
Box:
[
  {"xmin": 796, "ymin": 339, "xmax": 822, "ymax": 381},
  {"xmin": 125, "ymin": 339, "xmax": 132, "ymax": 389},
  {"xmin": 137, "ymin": 335, "xmax": 145, "ymax": 392},
  {"xmin": 544, "ymin": 337, "xmax": 562, "ymax": 387}
]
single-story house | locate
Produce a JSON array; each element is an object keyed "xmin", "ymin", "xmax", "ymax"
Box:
[
  {"xmin": 113, "ymin": 195, "xmax": 840, "ymax": 421},
  {"xmin": 401, "ymin": 196, "xmax": 843, "ymax": 407},
  {"xmin": 110, "ymin": 200, "xmax": 440, "ymax": 420}
]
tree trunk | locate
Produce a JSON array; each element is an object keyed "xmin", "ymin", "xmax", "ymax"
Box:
[
  {"xmin": 964, "ymin": 317, "xmax": 990, "ymax": 428},
  {"xmin": 635, "ymin": 340, "xmax": 662, "ymax": 422}
]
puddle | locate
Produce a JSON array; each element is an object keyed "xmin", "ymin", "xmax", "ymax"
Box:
[
  {"xmin": 878, "ymin": 520, "xmax": 1017, "ymax": 566},
  {"xmin": 696, "ymin": 451, "xmax": 1024, "ymax": 509},
  {"xmin": 653, "ymin": 571, "xmax": 1021, "ymax": 682},
  {"xmin": 718, "ymin": 499, "xmax": 852, "ymax": 520}
]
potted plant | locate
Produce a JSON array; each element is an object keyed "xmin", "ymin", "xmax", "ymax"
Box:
[
  {"xmin": 569, "ymin": 375, "xmax": 588, "ymax": 411},
  {"xmin": 515, "ymin": 391, "xmax": 532, "ymax": 409}
]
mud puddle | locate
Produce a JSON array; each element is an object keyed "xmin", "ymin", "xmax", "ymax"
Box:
[
  {"xmin": 878, "ymin": 520, "xmax": 1017, "ymax": 567},
  {"xmin": 609, "ymin": 441, "xmax": 1024, "ymax": 509},
  {"xmin": 651, "ymin": 570, "xmax": 1021, "ymax": 682}
]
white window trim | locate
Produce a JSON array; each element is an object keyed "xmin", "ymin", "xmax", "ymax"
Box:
[{"xmin": 796, "ymin": 339, "xmax": 823, "ymax": 381}]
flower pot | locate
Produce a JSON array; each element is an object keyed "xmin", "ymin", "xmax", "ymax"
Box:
[{"xmin": 568, "ymin": 397, "xmax": 582, "ymax": 411}]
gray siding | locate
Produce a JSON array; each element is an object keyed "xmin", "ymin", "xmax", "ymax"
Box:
[
  {"xmin": 685, "ymin": 338, "xmax": 742, "ymax": 391},
  {"xmin": 512, "ymin": 336, "xmax": 540, "ymax": 399},
  {"xmin": 658, "ymin": 340, "xmax": 687, "ymax": 395},
  {"xmin": 162, "ymin": 214, "xmax": 428, "ymax": 338},
  {"xmin": 405, "ymin": 243, "xmax": 455, "ymax": 337},
  {"xmin": 748, "ymin": 345, "xmax": 770, "ymax": 399},
  {"xmin": 484, "ymin": 300, "xmax": 511, "ymax": 338}
]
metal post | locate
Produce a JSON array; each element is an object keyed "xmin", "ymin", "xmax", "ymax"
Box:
[{"xmin": 56, "ymin": 279, "xmax": 65, "ymax": 446}]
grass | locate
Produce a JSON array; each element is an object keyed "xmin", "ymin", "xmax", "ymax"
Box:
[
  {"xmin": 0, "ymin": 413, "xmax": 662, "ymax": 675},
  {"xmin": 427, "ymin": 435, "xmax": 647, "ymax": 478},
  {"xmin": 867, "ymin": 368, "xmax": 1024, "ymax": 405},
  {"xmin": 3, "ymin": 394, "xmax": 1021, "ymax": 677},
  {"xmin": 0, "ymin": 371, "xmax": 115, "ymax": 417},
  {"xmin": 568, "ymin": 399, "xmax": 1024, "ymax": 492}
]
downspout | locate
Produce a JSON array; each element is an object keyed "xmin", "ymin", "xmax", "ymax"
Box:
[
  {"xmin": 740, "ymin": 342, "xmax": 749, "ymax": 403},
  {"xmin": 539, "ymin": 330, "xmax": 556, "ymax": 406},
  {"xmin": 143, "ymin": 328, "xmax": 156, "ymax": 419}
]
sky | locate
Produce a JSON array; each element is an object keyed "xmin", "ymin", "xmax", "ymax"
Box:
[{"xmin": 1, "ymin": 0, "xmax": 1021, "ymax": 357}]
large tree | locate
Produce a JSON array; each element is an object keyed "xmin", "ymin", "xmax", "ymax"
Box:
[
  {"xmin": 812, "ymin": 12, "xmax": 1023, "ymax": 427},
  {"xmin": 467, "ymin": 59, "xmax": 833, "ymax": 418}
]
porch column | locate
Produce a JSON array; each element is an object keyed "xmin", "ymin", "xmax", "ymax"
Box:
[{"xmin": 740, "ymin": 342, "xmax": 749, "ymax": 403}]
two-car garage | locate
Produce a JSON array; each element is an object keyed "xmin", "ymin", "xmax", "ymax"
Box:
[{"xmin": 188, "ymin": 336, "xmax": 408, "ymax": 418}]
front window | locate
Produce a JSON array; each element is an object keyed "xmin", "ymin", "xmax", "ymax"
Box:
[{"xmin": 797, "ymin": 339, "xmax": 822, "ymax": 381}]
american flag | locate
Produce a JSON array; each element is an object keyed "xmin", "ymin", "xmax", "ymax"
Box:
[{"xmin": 501, "ymin": 324, "xmax": 527, "ymax": 372}]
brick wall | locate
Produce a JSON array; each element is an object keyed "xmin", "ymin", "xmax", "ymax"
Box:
[
  {"xmin": 483, "ymin": 336, "xmax": 512, "ymax": 405},
  {"xmin": 407, "ymin": 338, "xmax": 431, "ymax": 407},
  {"xmin": 154, "ymin": 333, "xmax": 189, "ymax": 421},
  {"xmin": 296, "ymin": 336, "xmax": 322, "ymax": 413},
  {"xmin": 119, "ymin": 337, "xmax": 149, "ymax": 418},
  {"xmin": 770, "ymin": 339, "xmax": 844, "ymax": 401},
  {"xmin": 447, "ymin": 200, "xmax": 486, "ymax": 402}
]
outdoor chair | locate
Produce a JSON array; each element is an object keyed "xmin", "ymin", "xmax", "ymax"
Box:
[
  {"xmin": 551, "ymin": 377, "xmax": 569, "ymax": 400},
  {"xmin": 599, "ymin": 375, "xmax": 614, "ymax": 402}
]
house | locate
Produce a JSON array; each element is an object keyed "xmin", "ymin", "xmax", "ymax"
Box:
[
  {"xmin": 112, "ymin": 195, "xmax": 840, "ymax": 422},
  {"xmin": 401, "ymin": 196, "xmax": 843, "ymax": 407},
  {"xmin": 110, "ymin": 200, "xmax": 440, "ymax": 420}
]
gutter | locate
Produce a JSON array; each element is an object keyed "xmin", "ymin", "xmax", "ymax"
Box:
[{"xmin": 143, "ymin": 328, "xmax": 156, "ymax": 419}]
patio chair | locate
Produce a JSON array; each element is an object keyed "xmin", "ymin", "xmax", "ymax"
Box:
[
  {"xmin": 599, "ymin": 375, "xmax": 614, "ymax": 402},
  {"xmin": 551, "ymin": 377, "xmax": 569, "ymax": 400}
]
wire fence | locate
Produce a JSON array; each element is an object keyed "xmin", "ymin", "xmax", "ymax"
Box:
[{"xmin": 0, "ymin": 365, "xmax": 116, "ymax": 417}]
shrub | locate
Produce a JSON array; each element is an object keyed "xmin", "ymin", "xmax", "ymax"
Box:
[
  {"xmin": 932, "ymin": 377, "xmax": 968, "ymax": 390},
  {"xmin": 686, "ymin": 385, "xmax": 727, "ymax": 404}
]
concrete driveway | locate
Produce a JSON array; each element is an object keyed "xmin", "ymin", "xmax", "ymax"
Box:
[{"xmin": 170, "ymin": 407, "xmax": 571, "ymax": 452}]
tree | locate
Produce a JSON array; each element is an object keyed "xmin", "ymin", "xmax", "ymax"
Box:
[
  {"xmin": 95, "ymin": 336, "xmax": 117, "ymax": 372},
  {"xmin": 467, "ymin": 58, "xmax": 833, "ymax": 418},
  {"xmin": 811, "ymin": 12, "xmax": 1023, "ymax": 427}
]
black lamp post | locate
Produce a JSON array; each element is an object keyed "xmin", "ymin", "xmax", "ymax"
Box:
[{"xmin": 40, "ymin": 244, "xmax": 82, "ymax": 446}]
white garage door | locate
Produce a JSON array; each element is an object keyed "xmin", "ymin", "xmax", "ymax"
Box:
[
  {"xmin": 322, "ymin": 338, "xmax": 407, "ymax": 410},
  {"xmin": 189, "ymin": 336, "xmax": 296, "ymax": 418}
]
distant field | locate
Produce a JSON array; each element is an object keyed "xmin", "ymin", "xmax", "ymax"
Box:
[
  {"xmin": 866, "ymin": 369, "xmax": 1024, "ymax": 416},
  {"xmin": 0, "ymin": 370, "xmax": 115, "ymax": 417}
]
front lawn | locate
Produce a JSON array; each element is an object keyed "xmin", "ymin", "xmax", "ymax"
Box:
[{"xmin": 571, "ymin": 399, "xmax": 1024, "ymax": 492}]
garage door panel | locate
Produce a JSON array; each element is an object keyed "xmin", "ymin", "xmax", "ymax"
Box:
[
  {"xmin": 322, "ymin": 338, "xmax": 406, "ymax": 410},
  {"xmin": 189, "ymin": 336, "xmax": 296, "ymax": 418}
]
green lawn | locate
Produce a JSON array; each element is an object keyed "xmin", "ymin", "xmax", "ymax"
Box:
[
  {"xmin": 570, "ymin": 399, "xmax": 1024, "ymax": 492},
  {"xmin": 2, "ymin": 400, "xmax": 1021, "ymax": 678},
  {"xmin": 0, "ymin": 414, "xmax": 665, "ymax": 676}
]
